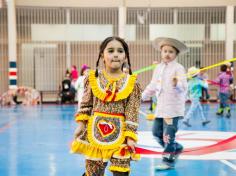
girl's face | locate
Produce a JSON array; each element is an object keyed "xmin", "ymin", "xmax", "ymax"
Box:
[
  {"xmin": 102, "ymin": 40, "xmax": 126, "ymax": 72},
  {"xmin": 83, "ymin": 69, "xmax": 90, "ymax": 76},
  {"xmin": 161, "ymin": 45, "xmax": 178, "ymax": 63}
]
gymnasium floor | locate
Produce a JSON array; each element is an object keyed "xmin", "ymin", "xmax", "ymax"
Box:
[{"xmin": 0, "ymin": 103, "xmax": 236, "ymax": 176}]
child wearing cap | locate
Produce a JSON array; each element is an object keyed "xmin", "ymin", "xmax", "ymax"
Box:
[
  {"xmin": 216, "ymin": 64, "xmax": 233, "ymax": 118},
  {"xmin": 183, "ymin": 67, "xmax": 211, "ymax": 127},
  {"xmin": 142, "ymin": 37, "xmax": 188, "ymax": 170}
]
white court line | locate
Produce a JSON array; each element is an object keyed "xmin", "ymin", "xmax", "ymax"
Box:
[
  {"xmin": 220, "ymin": 160, "xmax": 236, "ymax": 171},
  {"xmin": 139, "ymin": 110, "xmax": 236, "ymax": 171}
]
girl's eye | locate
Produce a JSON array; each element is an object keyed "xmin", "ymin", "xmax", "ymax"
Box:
[
  {"xmin": 107, "ymin": 49, "xmax": 114, "ymax": 53},
  {"xmin": 118, "ymin": 49, "xmax": 124, "ymax": 53}
]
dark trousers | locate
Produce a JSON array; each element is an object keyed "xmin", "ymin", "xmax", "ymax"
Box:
[
  {"xmin": 201, "ymin": 87, "xmax": 210, "ymax": 100},
  {"xmin": 219, "ymin": 92, "xmax": 229, "ymax": 109},
  {"xmin": 152, "ymin": 117, "xmax": 183, "ymax": 167}
]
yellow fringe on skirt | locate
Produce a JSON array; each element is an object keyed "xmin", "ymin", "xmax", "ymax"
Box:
[{"xmin": 70, "ymin": 139, "xmax": 140, "ymax": 162}]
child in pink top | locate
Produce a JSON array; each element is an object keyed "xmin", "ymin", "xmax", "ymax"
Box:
[{"xmin": 70, "ymin": 65, "xmax": 79, "ymax": 87}]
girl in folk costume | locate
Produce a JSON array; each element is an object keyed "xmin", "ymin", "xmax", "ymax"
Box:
[
  {"xmin": 71, "ymin": 36, "xmax": 142, "ymax": 176},
  {"xmin": 142, "ymin": 37, "xmax": 188, "ymax": 170}
]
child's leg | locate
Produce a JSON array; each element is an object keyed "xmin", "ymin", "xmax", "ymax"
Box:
[
  {"xmin": 195, "ymin": 99, "xmax": 206, "ymax": 121},
  {"xmin": 223, "ymin": 93, "xmax": 231, "ymax": 117},
  {"xmin": 112, "ymin": 171, "xmax": 129, "ymax": 176},
  {"xmin": 196, "ymin": 100, "xmax": 211, "ymax": 125},
  {"xmin": 162, "ymin": 117, "xmax": 183, "ymax": 167},
  {"xmin": 149, "ymin": 98, "xmax": 153, "ymax": 112},
  {"xmin": 221, "ymin": 93, "xmax": 227, "ymax": 108},
  {"xmin": 85, "ymin": 159, "xmax": 107, "ymax": 176},
  {"xmin": 217, "ymin": 93, "xmax": 224, "ymax": 115},
  {"xmin": 152, "ymin": 118, "xmax": 164, "ymax": 147},
  {"xmin": 205, "ymin": 88, "xmax": 210, "ymax": 99},
  {"xmin": 184, "ymin": 99, "xmax": 198, "ymax": 125},
  {"xmin": 110, "ymin": 158, "xmax": 130, "ymax": 176}
]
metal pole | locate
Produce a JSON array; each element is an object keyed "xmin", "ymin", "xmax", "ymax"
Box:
[
  {"xmin": 6, "ymin": 0, "xmax": 17, "ymax": 89},
  {"xmin": 225, "ymin": 6, "xmax": 234, "ymax": 60},
  {"xmin": 118, "ymin": 1, "xmax": 126, "ymax": 38},
  {"xmin": 66, "ymin": 8, "xmax": 71, "ymax": 70}
]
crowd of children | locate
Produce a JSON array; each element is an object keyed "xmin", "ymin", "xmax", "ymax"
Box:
[
  {"xmin": 72, "ymin": 36, "xmax": 233, "ymax": 174},
  {"xmin": 0, "ymin": 86, "xmax": 41, "ymax": 106}
]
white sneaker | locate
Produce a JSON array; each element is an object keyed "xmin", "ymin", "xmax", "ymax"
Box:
[{"xmin": 155, "ymin": 163, "xmax": 174, "ymax": 171}]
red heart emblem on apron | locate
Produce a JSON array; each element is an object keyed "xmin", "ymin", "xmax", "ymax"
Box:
[{"xmin": 98, "ymin": 120, "xmax": 115, "ymax": 137}]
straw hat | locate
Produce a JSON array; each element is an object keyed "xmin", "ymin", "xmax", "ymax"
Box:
[
  {"xmin": 224, "ymin": 62, "xmax": 231, "ymax": 67},
  {"xmin": 152, "ymin": 37, "xmax": 188, "ymax": 54},
  {"xmin": 187, "ymin": 67, "xmax": 200, "ymax": 77}
]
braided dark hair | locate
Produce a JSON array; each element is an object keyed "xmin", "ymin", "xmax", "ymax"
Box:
[{"xmin": 95, "ymin": 36, "xmax": 132, "ymax": 77}]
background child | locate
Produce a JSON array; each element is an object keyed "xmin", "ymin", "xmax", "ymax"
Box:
[
  {"xmin": 142, "ymin": 37, "xmax": 188, "ymax": 170},
  {"xmin": 71, "ymin": 36, "xmax": 142, "ymax": 176},
  {"xmin": 17, "ymin": 86, "xmax": 41, "ymax": 105},
  {"xmin": 216, "ymin": 64, "xmax": 233, "ymax": 118},
  {"xmin": 70, "ymin": 65, "xmax": 79, "ymax": 87},
  {"xmin": 198, "ymin": 68, "xmax": 210, "ymax": 101},
  {"xmin": 0, "ymin": 89, "xmax": 17, "ymax": 106},
  {"xmin": 183, "ymin": 67, "xmax": 210, "ymax": 127},
  {"xmin": 74, "ymin": 64, "xmax": 90, "ymax": 109}
]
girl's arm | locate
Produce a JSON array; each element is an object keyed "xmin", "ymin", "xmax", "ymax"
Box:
[
  {"xmin": 124, "ymin": 83, "xmax": 142, "ymax": 144},
  {"xmin": 74, "ymin": 76, "xmax": 93, "ymax": 123}
]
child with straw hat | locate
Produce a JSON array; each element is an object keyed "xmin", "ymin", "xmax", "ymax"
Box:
[
  {"xmin": 183, "ymin": 67, "xmax": 211, "ymax": 127},
  {"xmin": 142, "ymin": 37, "xmax": 188, "ymax": 170}
]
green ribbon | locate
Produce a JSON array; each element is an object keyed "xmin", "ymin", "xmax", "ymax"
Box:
[{"xmin": 133, "ymin": 64, "xmax": 157, "ymax": 74}]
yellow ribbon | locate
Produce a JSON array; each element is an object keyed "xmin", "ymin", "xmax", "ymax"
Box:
[{"xmin": 185, "ymin": 58, "xmax": 236, "ymax": 78}]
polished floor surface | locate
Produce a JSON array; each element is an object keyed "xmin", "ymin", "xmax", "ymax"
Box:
[{"xmin": 0, "ymin": 103, "xmax": 236, "ymax": 176}]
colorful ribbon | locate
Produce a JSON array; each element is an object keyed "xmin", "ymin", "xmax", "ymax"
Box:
[
  {"xmin": 133, "ymin": 64, "xmax": 157, "ymax": 74},
  {"xmin": 133, "ymin": 58, "xmax": 236, "ymax": 76}
]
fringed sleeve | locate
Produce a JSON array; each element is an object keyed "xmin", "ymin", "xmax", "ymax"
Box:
[
  {"xmin": 124, "ymin": 82, "xmax": 142, "ymax": 141},
  {"xmin": 74, "ymin": 75, "xmax": 93, "ymax": 122}
]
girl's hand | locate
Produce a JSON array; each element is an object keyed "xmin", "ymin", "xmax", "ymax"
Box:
[
  {"xmin": 74, "ymin": 121, "xmax": 86, "ymax": 139},
  {"xmin": 126, "ymin": 137, "xmax": 136, "ymax": 153},
  {"xmin": 172, "ymin": 77, "xmax": 178, "ymax": 87}
]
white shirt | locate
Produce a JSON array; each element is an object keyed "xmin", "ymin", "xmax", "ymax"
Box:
[
  {"xmin": 142, "ymin": 59, "xmax": 187, "ymax": 118},
  {"xmin": 75, "ymin": 75, "xmax": 86, "ymax": 109}
]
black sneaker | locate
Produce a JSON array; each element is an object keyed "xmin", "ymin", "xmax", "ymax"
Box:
[
  {"xmin": 216, "ymin": 112, "xmax": 223, "ymax": 116},
  {"xmin": 202, "ymin": 120, "xmax": 211, "ymax": 126},
  {"xmin": 174, "ymin": 145, "xmax": 183, "ymax": 162},
  {"xmin": 225, "ymin": 108, "xmax": 231, "ymax": 118},
  {"xmin": 226, "ymin": 113, "xmax": 231, "ymax": 118},
  {"xmin": 183, "ymin": 121, "xmax": 192, "ymax": 127},
  {"xmin": 216, "ymin": 108, "xmax": 224, "ymax": 116}
]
